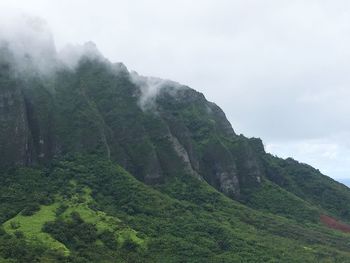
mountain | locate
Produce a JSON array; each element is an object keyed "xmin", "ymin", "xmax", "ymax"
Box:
[
  {"xmin": 338, "ymin": 178, "xmax": 350, "ymax": 187},
  {"xmin": 1, "ymin": 41, "xmax": 350, "ymax": 262}
]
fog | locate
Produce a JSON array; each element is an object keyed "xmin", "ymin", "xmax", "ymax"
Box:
[
  {"xmin": 1, "ymin": 1, "xmax": 350, "ymax": 182},
  {"xmin": 0, "ymin": 11, "xmax": 107, "ymax": 75},
  {"xmin": 0, "ymin": 12, "xmax": 183, "ymax": 116},
  {"xmin": 130, "ymin": 72, "xmax": 182, "ymax": 111},
  {"xmin": 0, "ymin": 11, "xmax": 56, "ymax": 75}
]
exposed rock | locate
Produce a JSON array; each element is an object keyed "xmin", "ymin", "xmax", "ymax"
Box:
[
  {"xmin": 168, "ymin": 134, "xmax": 201, "ymax": 179},
  {"xmin": 0, "ymin": 50, "xmax": 265, "ymax": 200},
  {"xmin": 0, "ymin": 85, "xmax": 31, "ymax": 167}
]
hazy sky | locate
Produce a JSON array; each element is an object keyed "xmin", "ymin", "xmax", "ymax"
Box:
[{"xmin": 1, "ymin": 0, "xmax": 350, "ymax": 181}]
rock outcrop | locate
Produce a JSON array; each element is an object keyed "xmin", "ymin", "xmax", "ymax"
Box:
[{"xmin": 0, "ymin": 47, "xmax": 265, "ymax": 200}]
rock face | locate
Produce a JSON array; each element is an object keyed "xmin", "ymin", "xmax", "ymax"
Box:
[
  {"xmin": 0, "ymin": 46, "xmax": 55, "ymax": 167},
  {"xmin": 4, "ymin": 42, "xmax": 350, "ymax": 224},
  {"xmin": 0, "ymin": 49, "xmax": 265, "ymax": 199},
  {"xmin": 0, "ymin": 73, "xmax": 30, "ymax": 166}
]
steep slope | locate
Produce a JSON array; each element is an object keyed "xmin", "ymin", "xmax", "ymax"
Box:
[
  {"xmin": 0, "ymin": 46, "xmax": 32, "ymax": 167},
  {"xmin": 1, "ymin": 155, "xmax": 350, "ymax": 262},
  {"xmin": 261, "ymin": 155, "xmax": 350, "ymax": 222},
  {"xmin": 51, "ymin": 57, "xmax": 350, "ymax": 225},
  {"xmin": 53, "ymin": 59, "xmax": 264, "ymax": 198},
  {"xmin": 1, "ymin": 43, "xmax": 350, "ymax": 262}
]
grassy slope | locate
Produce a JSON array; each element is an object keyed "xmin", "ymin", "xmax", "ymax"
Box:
[
  {"xmin": 1, "ymin": 155, "xmax": 350, "ymax": 262},
  {"xmin": 60, "ymin": 186, "xmax": 144, "ymax": 246},
  {"xmin": 3, "ymin": 202, "xmax": 69, "ymax": 255},
  {"xmin": 61, "ymin": 156, "xmax": 350, "ymax": 261},
  {"xmin": 2, "ymin": 184, "xmax": 144, "ymax": 258}
]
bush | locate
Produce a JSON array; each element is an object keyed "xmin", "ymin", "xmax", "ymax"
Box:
[
  {"xmin": 21, "ymin": 203, "xmax": 41, "ymax": 216},
  {"xmin": 56, "ymin": 204, "xmax": 68, "ymax": 216},
  {"xmin": 0, "ymin": 227, "xmax": 6, "ymax": 236},
  {"xmin": 40, "ymin": 196, "xmax": 54, "ymax": 205},
  {"xmin": 10, "ymin": 221, "xmax": 20, "ymax": 229},
  {"xmin": 43, "ymin": 212, "xmax": 99, "ymax": 250},
  {"xmin": 14, "ymin": 230, "xmax": 24, "ymax": 239},
  {"xmin": 99, "ymin": 230, "xmax": 117, "ymax": 249},
  {"xmin": 122, "ymin": 238, "xmax": 139, "ymax": 251}
]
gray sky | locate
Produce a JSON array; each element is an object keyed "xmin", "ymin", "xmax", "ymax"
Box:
[{"xmin": 1, "ymin": 0, "xmax": 350, "ymax": 181}]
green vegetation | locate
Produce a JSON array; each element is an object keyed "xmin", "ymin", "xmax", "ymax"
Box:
[
  {"xmin": 242, "ymin": 179, "xmax": 320, "ymax": 223},
  {"xmin": 1, "ymin": 155, "xmax": 350, "ymax": 262},
  {"xmin": 3, "ymin": 202, "xmax": 69, "ymax": 255},
  {"xmin": 262, "ymin": 154, "xmax": 350, "ymax": 222},
  {"xmin": 2, "ymin": 49, "xmax": 350, "ymax": 262}
]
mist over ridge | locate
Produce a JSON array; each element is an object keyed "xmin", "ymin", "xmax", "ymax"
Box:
[
  {"xmin": 2, "ymin": 4, "xmax": 350, "ymax": 262},
  {"xmin": 0, "ymin": 12, "xmax": 107, "ymax": 76},
  {"xmin": 0, "ymin": 12, "xmax": 186, "ymax": 111},
  {"xmin": 1, "ymin": 4, "xmax": 350, "ymax": 182}
]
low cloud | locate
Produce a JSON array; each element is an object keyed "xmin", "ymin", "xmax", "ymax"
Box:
[
  {"xmin": 58, "ymin": 41, "xmax": 106, "ymax": 70},
  {"xmin": 0, "ymin": 11, "xmax": 57, "ymax": 75},
  {"xmin": 0, "ymin": 11, "xmax": 106, "ymax": 76},
  {"xmin": 0, "ymin": 9, "xmax": 180, "ymax": 113},
  {"xmin": 130, "ymin": 71, "xmax": 181, "ymax": 111},
  {"xmin": 1, "ymin": 1, "xmax": 350, "ymax": 180}
]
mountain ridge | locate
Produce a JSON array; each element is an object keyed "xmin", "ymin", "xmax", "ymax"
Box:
[{"xmin": 1, "ymin": 41, "xmax": 350, "ymax": 262}]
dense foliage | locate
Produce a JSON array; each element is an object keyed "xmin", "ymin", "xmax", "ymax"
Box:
[
  {"xmin": 1, "ymin": 47, "xmax": 350, "ymax": 262},
  {"xmin": 0, "ymin": 155, "xmax": 350, "ymax": 262}
]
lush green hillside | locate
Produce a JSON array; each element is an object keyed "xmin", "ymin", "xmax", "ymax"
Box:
[
  {"xmin": 262, "ymin": 154, "xmax": 350, "ymax": 222},
  {"xmin": 1, "ymin": 43, "xmax": 350, "ymax": 262},
  {"xmin": 1, "ymin": 155, "xmax": 350, "ymax": 262}
]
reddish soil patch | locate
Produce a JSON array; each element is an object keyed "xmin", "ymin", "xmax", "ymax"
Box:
[{"xmin": 320, "ymin": 215, "xmax": 350, "ymax": 233}]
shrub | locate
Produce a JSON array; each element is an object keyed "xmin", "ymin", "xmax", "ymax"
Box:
[
  {"xmin": 10, "ymin": 221, "xmax": 20, "ymax": 230},
  {"xmin": 14, "ymin": 230, "xmax": 24, "ymax": 239},
  {"xmin": 21, "ymin": 203, "xmax": 41, "ymax": 216},
  {"xmin": 99, "ymin": 230, "xmax": 117, "ymax": 249},
  {"xmin": 0, "ymin": 227, "xmax": 6, "ymax": 236},
  {"xmin": 122, "ymin": 238, "xmax": 139, "ymax": 251},
  {"xmin": 56, "ymin": 204, "xmax": 69, "ymax": 216}
]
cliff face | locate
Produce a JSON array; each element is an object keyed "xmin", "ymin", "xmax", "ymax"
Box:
[
  {"xmin": 2, "ymin": 48, "xmax": 350, "ymax": 226},
  {"xmin": 0, "ymin": 52, "xmax": 264, "ymax": 199},
  {"xmin": 0, "ymin": 44, "xmax": 56, "ymax": 167},
  {"xmin": 50, "ymin": 59, "xmax": 264, "ymax": 198},
  {"xmin": 0, "ymin": 66, "xmax": 30, "ymax": 167}
]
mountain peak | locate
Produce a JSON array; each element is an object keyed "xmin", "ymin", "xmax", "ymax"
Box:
[{"xmin": 1, "ymin": 25, "xmax": 350, "ymax": 261}]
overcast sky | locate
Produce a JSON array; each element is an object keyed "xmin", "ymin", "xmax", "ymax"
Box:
[{"xmin": 1, "ymin": 0, "xmax": 350, "ymax": 181}]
